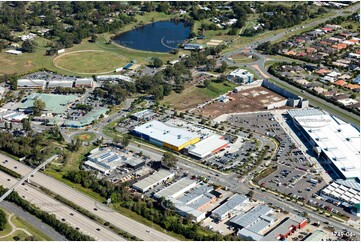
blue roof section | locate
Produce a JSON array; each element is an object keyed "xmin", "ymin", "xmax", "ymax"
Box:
[
  {"xmin": 352, "ymin": 75, "xmax": 360, "ymax": 84},
  {"xmin": 123, "ymin": 63, "xmax": 133, "ymax": 69}
]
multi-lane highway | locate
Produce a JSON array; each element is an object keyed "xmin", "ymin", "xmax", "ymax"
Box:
[
  {"xmin": 0, "ymin": 170, "xmax": 125, "ymax": 241},
  {"xmin": 0, "ymin": 154, "xmax": 177, "ymax": 241}
]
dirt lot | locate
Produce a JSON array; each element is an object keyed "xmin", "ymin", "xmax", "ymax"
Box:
[{"xmin": 194, "ymin": 86, "xmax": 288, "ymax": 118}]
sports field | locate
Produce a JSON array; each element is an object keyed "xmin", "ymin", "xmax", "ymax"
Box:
[{"xmin": 53, "ymin": 50, "xmax": 128, "ymax": 74}]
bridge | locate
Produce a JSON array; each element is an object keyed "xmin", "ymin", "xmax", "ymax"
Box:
[{"xmin": 0, "ymin": 154, "xmax": 58, "ymax": 203}]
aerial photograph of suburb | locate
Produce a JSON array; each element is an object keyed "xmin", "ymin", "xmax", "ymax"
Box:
[{"xmin": 0, "ymin": 1, "xmax": 359, "ymax": 241}]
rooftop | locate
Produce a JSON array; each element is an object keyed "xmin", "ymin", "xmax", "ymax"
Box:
[
  {"xmin": 133, "ymin": 120, "xmax": 199, "ymax": 148},
  {"xmin": 133, "ymin": 169, "xmax": 174, "ymax": 191},
  {"xmin": 188, "ymin": 134, "xmax": 229, "ymax": 158},
  {"xmin": 261, "ymin": 215, "xmax": 306, "ymax": 241},
  {"xmin": 293, "ymin": 112, "xmax": 360, "ymax": 179},
  {"xmin": 154, "ymin": 178, "xmax": 197, "ymax": 199},
  {"xmin": 212, "ymin": 194, "xmax": 248, "ymax": 217}
]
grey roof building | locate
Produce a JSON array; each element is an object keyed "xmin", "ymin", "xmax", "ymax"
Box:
[
  {"xmin": 211, "ymin": 194, "xmax": 249, "ymax": 221},
  {"xmin": 230, "ymin": 204, "xmax": 274, "ymax": 234}
]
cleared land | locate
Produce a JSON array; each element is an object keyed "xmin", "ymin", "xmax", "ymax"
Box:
[
  {"xmin": 53, "ymin": 50, "xmax": 128, "ymax": 74},
  {"xmin": 162, "ymin": 81, "xmax": 237, "ymax": 110},
  {"xmin": 229, "ymin": 52, "xmax": 259, "ymax": 64},
  {"xmin": 193, "ymin": 86, "xmax": 288, "ymax": 118}
]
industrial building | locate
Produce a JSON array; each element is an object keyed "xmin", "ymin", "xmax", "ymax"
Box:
[
  {"xmin": 132, "ymin": 169, "xmax": 175, "ymax": 193},
  {"xmin": 187, "ymin": 134, "xmax": 229, "ymax": 159},
  {"xmin": 18, "ymin": 93, "xmax": 77, "ymax": 114},
  {"xmin": 47, "ymin": 80, "xmax": 74, "ymax": 89},
  {"xmin": 261, "ymin": 215, "xmax": 307, "ymax": 241},
  {"xmin": 17, "ymin": 79, "xmax": 46, "ymax": 89},
  {"xmin": 288, "ymin": 108, "xmax": 360, "ymax": 180},
  {"xmin": 131, "ymin": 109, "xmax": 156, "ymax": 121},
  {"xmin": 74, "ymin": 78, "xmax": 93, "ymax": 88},
  {"xmin": 227, "ymin": 69, "xmax": 254, "ymax": 84},
  {"xmin": 154, "ymin": 178, "xmax": 197, "ymax": 199},
  {"xmin": 230, "ymin": 205, "xmax": 275, "ymax": 234},
  {"xmin": 173, "ymin": 184, "xmax": 217, "ymax": 222},
  {"xmin": 211, "ymin": 194, "xmax": 249, "ymax": 221},
  {"xmin": 0, "ymin": 108, "xmax": 28, "ymax": 122},
  {"xmin": 132, "ymin": 120, "xmax": 200, "ymax": 151},
  {"xmin": 303, "ymin": 230, "xmax": 327, "ymax": 241},
  {"xmin": 84, "ymin": 147, "xmax": 145, "ymax": 173}
]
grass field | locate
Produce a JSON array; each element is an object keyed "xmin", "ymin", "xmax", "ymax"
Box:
[
  {"xmin": 53, "ymin": 50, "xmax": 128, "ymax": 74},
  {"xmin": 162, "ymin": 81, "xmax": 237, "ymax": 110},
  {"xmin": 73, "ymin": 132, "xmax": 96, "ymax": 142}
]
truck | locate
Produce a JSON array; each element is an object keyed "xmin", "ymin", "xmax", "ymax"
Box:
[{"xmin": 308, "ymin": 178, "xmax": 318, "ymax": 185}]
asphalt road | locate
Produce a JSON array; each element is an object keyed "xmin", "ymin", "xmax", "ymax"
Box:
[
  {"xmin": 222, "ymin": 3, "xmax": 360, "ymax": 127},
  {"xmin": 0, "ymin": 171, "xmax": 124, "ymax": 241},
  {"xmin": 0, "ymin": 201, "xmax": 67, "ymax": 241},
  {"xmin": 0, "ymin": 154, "xmax": 178, "ymax": 241}
]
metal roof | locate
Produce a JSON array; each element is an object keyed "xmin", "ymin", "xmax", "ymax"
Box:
[
  {"xmin": 237, "ymin": 228, "xmax": 264, "ymax": 241},
  {"xmin": 230, "ymin": 204, "xmax": 273, "ymax": 232},
  {"xmin": 188, "ymin": 134, "xmax": 229, "ymax": 158},
  {"xmin": 287, "ymin": 108, "xmax": 326, "ymax": 119},
  {"xmin": 294, "ymin": 113, "xmax": 360, "ymax": 179},
  {"xmin": 304, "ymin": 230, "xmax": 327, "ymax": 241},
  {"xmin": 335, "ymin": 179, "xmax": 360, "ymax": 191},
  {"xmin": 262, "ymin": 215, "xmax": 306, "ymax": 241},
  {"xmin": 132, "ymin": 169, "xmax": 174, "ymax": 192},
  {"xmin": 134, "ymin": 120, "xmax": 199, "ymax": 148},
  {"xmin": 154, "ymin": 178, "xmax": 197, "ymax": 199},
  {"xmin": 17, "ymin": 79, "xmax": 46, "ymax": 87},
  {"xmin": 212, "ymin": 194, "xmax": 248, "ymax": 218}
]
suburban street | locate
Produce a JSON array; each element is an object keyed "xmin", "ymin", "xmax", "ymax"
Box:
[
  {"xmin": 0, "ymin": 154, "xmax": 178, "ymax": 241},
  {"xmin": 221, "ymin": 2, "xmax": 360, "ymax": 127}
]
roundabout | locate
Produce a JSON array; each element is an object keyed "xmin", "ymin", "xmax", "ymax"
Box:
[{"xmin": 53, "ymin": 50, "xmax": 129, "ymax": 75}]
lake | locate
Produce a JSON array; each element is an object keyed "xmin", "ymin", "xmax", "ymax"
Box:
[{"xmin": 113, "ymin": 21, "xmax": 191, "ymax": 52}]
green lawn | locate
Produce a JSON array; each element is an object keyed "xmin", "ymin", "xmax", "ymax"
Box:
[{"xmin": 53, "ymin": 50, "xmax": 129, "ymax": 74}]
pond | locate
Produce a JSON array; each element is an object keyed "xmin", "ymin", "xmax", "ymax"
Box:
[{"xmin": 113, "ymin": 21, "xmax": 191, "ymax": 52}]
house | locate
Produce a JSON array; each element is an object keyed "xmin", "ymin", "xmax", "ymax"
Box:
[
  {"xmin": 313, "ymin": 86, "xmax": 328, "ymax": 94},
  {"xmin": 227, "ymin": 69, "xmax": 254, "ymax": 84},
  {"xmin": 344, "ymin": 84, "xmax": 360, "ymax": 91},
  {"xmin": 306, "ymin": 47, "xmax": 317, "ymax": 54},
  {"xmin": 320, "ymin": 27, "xmax": 333, "ymax": 33},
  {"xmin": 315, "ymin": 68, "xmax": 331, "ymax": 75},
  {"xmin": 333, "ymin": 79, "xmax": 346, "ymax": 87}
]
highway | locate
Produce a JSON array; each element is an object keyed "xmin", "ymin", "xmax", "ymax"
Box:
[
  {"xmin": 0, "ymin": 201, "xmax": 67, "ymax": 241},
  {"xmin": 222, "ymin": 2, "xmax": 360, "ymax": 127},
  {"xmin": 0, "ymin": 155, "xmax": 58, "ymax": 203},
  {"xmin": 0, "ymin": 171, "xmax": 125, "ymax": 241},
  {"xmin": 0, "ymin": 154, "xmax": 178, "ymax": 241}
]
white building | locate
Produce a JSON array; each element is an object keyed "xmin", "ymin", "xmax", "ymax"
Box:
[
  {"xmin": 154, "ymin": 178, "xmax": 197, "ymax": 199},
  {"xmin": 6, "ymin": 50, "xmax": 22, "ymax": 55},
  {"xmin": 211, "ymin": 194, "xmax": 249, "ymax": 221},
  {"xmin": 188, "ymin": 134, "xmax": 229, "ymax": 159},
  {"xmin": 132, "ymin": 169, "xmax": 175, "ymax": 193},
  {"xmin": 17, "ymin": 79, "xmax": 46, "ymax": 89},
  {"xmin": 227, "ymin": 69, "xmax": 254, "ymax": 84}
]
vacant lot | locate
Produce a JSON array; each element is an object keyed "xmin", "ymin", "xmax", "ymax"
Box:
[
  {"xmin": 162, "ymin": 81, "xmax": 237, "ymax": 110},
  {"xmin": 53, "ymin": 50, "xmax": 128, "ymax": 74},
  {"xmin": 194, "ymin": 86, "xmax": 288, "ymax": 118}
]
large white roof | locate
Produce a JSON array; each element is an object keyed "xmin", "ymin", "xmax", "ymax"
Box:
[
  {"xmin": 134, "ymin": 120, "xmax": 199, "ymax": 148},
  {"xmin": 295, "ymin": 114, "xmax": 360, "ymax": 179},
  {"xmin": 188, "ymin": 134, "xmax": 229, "ymax": 158}
]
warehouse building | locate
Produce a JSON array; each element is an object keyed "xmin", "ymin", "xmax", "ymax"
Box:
[
  {"xmin": 188, "ymin": 134, "xmax": 229, "ymax": 159},
  {"xmin": 47, "ymin": 80, "xmax": 74, "ymax": 89},
  {"xmin": 230, "ymin": 205, "xmax": 275, "ymax": 234},
  {"xmin": 132, "ymin": 120, "xmax": 200, "ymax": 151},
  {"xmin": 211, "ymin": 194, "xmax": 249, "ymax": 221},
  {"xmin": 227, "ymin": 69, "xmax": 254, "ymax": 84},
  {"xmin": 96, "ymin": 75, "xmax": 134, "ymax": 83},
  {"xmin": 131, "ymin": 109, "xmax": 156, "ymax": 121},
  {"xmin": 75, "ymin": 78, "xmax": 93, "ymax": 88},
  {"xmin": 154, "ymin": 177, "xmax": 197, "ymax": 199},
  {"xmin": 132, "ymin": 169, "xmax": 174, "ymax": 193},
  {"xmin": 288, "ymin": 108, "xmax": 360, "ymax": 180},
  {"xmin": 173, "ymin": 184, "xmax": 217, "ymax": 222},
  {"xmin": 261, "ymin": 215, "xmax": 307, "ymax": 241},
  {"xmin": 18, "ymin": 93, "xmax": 77, "ymax": 114},
  {"xmin": 17, "ymin": 79, "xmax": 46, "ymax": 89},
  {"xmin": 320, "ymin": 181, "xmax": 360, "ymax": 206},
  {"xmin": 303, "ymin": 230, "xmax": 327, "ymax": 241},
  {"xmin": 84, "ymin": 147, "xmax": 145, "ymax": 173}
]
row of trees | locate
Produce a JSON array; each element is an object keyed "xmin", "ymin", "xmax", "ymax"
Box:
[{"xmin": 0, "ymin": 209, "xmax": 6, "ymax": 231}]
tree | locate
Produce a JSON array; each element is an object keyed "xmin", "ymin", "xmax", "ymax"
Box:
[
  {"xmin": 21, "ymin": 40, "xmax": 35, "ymax": 53},
  {"xmin": 151, "ymin": 57, "xmax": 163, "ymax": 68},
  {"xmin": 21, "ymin": 118, "xmax": 32, "ymax": 132},
  {"xmin": 246, "ymin": 190, "xmax": 254, "ymax": 199},
  {"xmin": 89, "ymin": 34, "xmax": 98, "ymax": 43},
  {"xmin": 121, "ymin": 134, "xmax": 131, "ymax": 148},
  {"xmin": 33, "ymin": 99, "xmax": 46, "ymax": 116},
  {"xmin": 0, "ymin": 209, "xmax": 7, "ymax": 231},
  {"xmin": 162, "ymin": 152, "xmax": 177, "ymax": 168}
]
